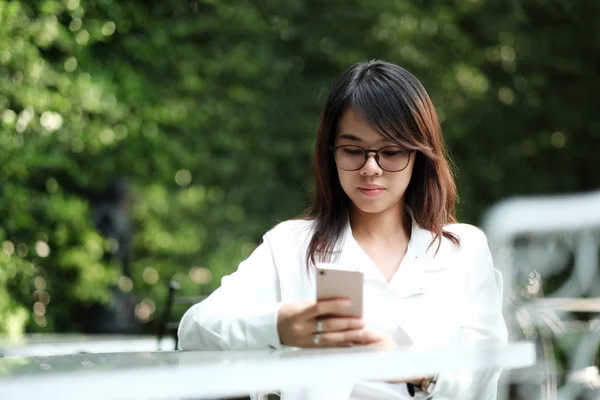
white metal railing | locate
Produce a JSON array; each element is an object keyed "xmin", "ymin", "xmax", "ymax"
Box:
[{"xmin": 483, "ymin": 189, "xmax": 600, "ymax": 400}]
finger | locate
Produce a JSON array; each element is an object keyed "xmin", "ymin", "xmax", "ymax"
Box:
[
  {"xmin": 387, "ymin": 376, "xmax": 426, "ymax": 385},
  {"xmin": 309, "ymin": 328, "xmax": 366, "ymax": 348},
  {"xmin": 303, "ymin": 298, "xmax": 353, "ymax": 319},
  {"xmin": 315, "ymin": 317, "xmax": 364, "ymax": 333},
  {"xmin": 357, "ymin": 329, "xmax": 385, "ymax": 344}
]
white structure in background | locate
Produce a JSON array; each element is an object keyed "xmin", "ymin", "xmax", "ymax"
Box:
[{"xmin": 483, "ymin": 189, "xmax": 600, "ymax": 400}]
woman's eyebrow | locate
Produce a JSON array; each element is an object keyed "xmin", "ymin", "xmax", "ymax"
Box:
[
  {"xmin": 338, "ymin": 133, "xmax": 363, "ymax": 142},
  {"xmin": 338, "ymin": 133, "xmax": 391, "ymax": 144}
]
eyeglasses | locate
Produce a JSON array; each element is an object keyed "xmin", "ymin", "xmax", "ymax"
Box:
[{"xmin": 330, "ymin": 145, "xmax": 412, "ymax": 172}]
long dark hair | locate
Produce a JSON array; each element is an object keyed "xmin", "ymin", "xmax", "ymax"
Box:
[{"xmin": 304, "ymin": 59, "xmax": 459, "ymax": 269}]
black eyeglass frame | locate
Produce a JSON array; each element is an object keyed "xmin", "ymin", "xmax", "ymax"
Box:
[{"xmin": 329, "ymin": 145, "xmax": 414, "ymax": 172}]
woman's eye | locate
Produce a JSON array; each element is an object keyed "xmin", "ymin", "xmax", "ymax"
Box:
[
  {"xmin": 343, "ymin": 149, "xmax": 363, "ymax": 155},
  {"xmin": 382, "ymin": 150, "xmax": 403, "ymax": 157}
]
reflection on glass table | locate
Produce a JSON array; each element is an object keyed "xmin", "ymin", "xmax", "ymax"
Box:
[
  {"xmin": 0, "ymin": 334, "xmax": 175, "ymax": 357},
  {"xmin": 0, "ymin": 341, "xmax": 535, "ymax": 400}
]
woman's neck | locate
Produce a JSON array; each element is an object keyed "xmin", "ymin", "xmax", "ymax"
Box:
[{"xmin": 349, "ymin": 203, "xmax": 411, "ymax": 244}]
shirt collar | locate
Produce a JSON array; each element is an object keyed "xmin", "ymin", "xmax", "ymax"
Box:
[{"xmin": 334, "ymin": 207, "xmax": 434, "ymax": 280}]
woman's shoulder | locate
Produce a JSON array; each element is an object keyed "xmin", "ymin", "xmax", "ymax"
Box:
[
  {"xmin": 443, "ymin": 222, "xmax": 489, "ymax": 249},
  {"xmin": 441, "ymin": 223, "xmax": 497, "ymax": 282},
  {"xmin": 263, "ymin": 218, "xmax": 315, "ymax": 242}
]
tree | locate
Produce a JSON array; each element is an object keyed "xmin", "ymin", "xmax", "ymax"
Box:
[
  {"xmin": 1, "ymin": 0, "xmax": 598, "ymax": 335},
  {"xmin": 0, "ymin": 0, "xmax": 391, "ymax": 333}
]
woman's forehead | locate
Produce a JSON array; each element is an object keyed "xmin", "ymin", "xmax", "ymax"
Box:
[{"xmin": 336, "ymin": 108, "xmax": 391, "ymax": 144}]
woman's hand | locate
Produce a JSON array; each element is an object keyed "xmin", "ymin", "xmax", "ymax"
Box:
[
  {"xmin": 277, "ymin": 299, "xmax": 365, "ymax": 348},
  {"xmin": 360, "ymin": 329, "xmax": 427, "ymax": 386},
  {"xmin": 360, "ymin": 329, "xmax": 398, "ymax": 350}
]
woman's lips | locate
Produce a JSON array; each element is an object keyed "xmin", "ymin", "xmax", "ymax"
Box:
[{"xmin": 358, "ymin": 188, "xmax": 385, "ymax": 197}]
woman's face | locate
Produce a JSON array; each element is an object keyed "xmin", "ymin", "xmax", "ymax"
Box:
[{"xmin": 334, "ymin": 108, "xmax": 415, "ymax": 215}]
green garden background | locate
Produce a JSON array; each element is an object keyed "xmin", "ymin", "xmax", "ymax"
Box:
[{"xmin": 1, "ymin": 0, "xmax": 599, "ymax": 335}]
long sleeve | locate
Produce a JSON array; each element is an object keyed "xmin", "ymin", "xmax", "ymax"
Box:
[
  {"xmin": 430, "ymin": 230, "xmax": 508, "ymax": 400},
  {"xmin": 178, "ymin": 235, "xmax": 284, "ymax": 350}
]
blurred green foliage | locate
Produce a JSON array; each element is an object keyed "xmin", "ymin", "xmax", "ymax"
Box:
[{"xmin": 0, "ymin": 0, "xmax": 598, "ymax": 335}]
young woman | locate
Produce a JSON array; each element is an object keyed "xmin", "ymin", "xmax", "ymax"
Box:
[{"xmin": 178, "ymin": 60, "xmax": 507, "ymax": 399}]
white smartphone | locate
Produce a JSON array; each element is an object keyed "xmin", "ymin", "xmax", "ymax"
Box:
[{"xmin": 315, "ymin": 264, "xmax": 363, "ymax": 317}]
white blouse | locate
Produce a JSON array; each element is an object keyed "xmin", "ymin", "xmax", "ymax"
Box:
[{"xmin": 178, "ymin": 216, "xmax": 508, "ymax": 400}]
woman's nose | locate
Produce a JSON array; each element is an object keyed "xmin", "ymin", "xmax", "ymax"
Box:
[{"xmin": 360, "ymin": 154, "xmax": 382, "ymax": 175}]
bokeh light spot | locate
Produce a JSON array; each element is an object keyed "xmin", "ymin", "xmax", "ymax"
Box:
[
  {"xmin": 551, "ymin": 131, "xmax": 566, "ymax": 148},
  {"xmin": 67, "ymin": 0, "xmax": 80, "ymax": 11},
  {"xmin": 76, "ymin": 30, "xmax": 90, "ymax": 45},
  {"xmin": 156, "ymin": 232, "xmax": 172, "ymax": 248},
  {"xmin": 2, "ymin": 109, "xmax": 16, "ymax": 124},
  {"xmin": 143, "ymin": 267, "xmax": 159, "ymax": 285},
  {"xmin": 34, "ymin": 276, "xmax": 46, "ymax": 290},
  {"xmin": 17, "ymin": 243, "xmax": 28, "ymax": 257},
  {"xmin": 100, "ymin": 128, "xmax": 115, "ymax": 145},
  {"xmin": 500, "ymin": 45, "xmax": 516, "ymax": 62},
  {"xmin": 189, "ymin": 267, "xmax": 212, "ymax": 285},
  {"xmin": 64, "ymin": 57, "xmax": 78, "ymax": 72},
  {"xmin": 118, "ymin": 276, "xmax": 133, "ymax": 292},
  {"xmin": 35, "ymin": 316, "xmax": 47, "ymax": 328},
  {"xmin": 135, "ymin": 300, "xmax": 153, "ymax": 322},
  {"xmin": 400, "ymin": 14, "xmax": 417, "ymax": 31},
  {"xmin": 38, "ymin": 291, "xmax": 51, "ymax": 305},
  {"xmin": 175, "ymin": 169, "xmax": 192, "ymax": 187},
  {"xmin": 33, "ymin": 302, "xmax": 46, "ymax": 316},
  {"xmin": 101, "ymin": 21, "xmax": 116, "ymax": 36},
  {"xmin": 35, "ymin": 241, "xmax": 50, "ymax": 257},
  {"xmin": 421, "ymin": 19, "xmax": 438, "ymax": 36},
  {"xmin": 114, "ymin": 124, "xmax": 128, "ymax": 139},
  {"xmin": 40, "ymin": 112, "xmax": 63, "ymax": 133},
  {"xmin": 85, "ymin": 239, "xmax": 104, "ymax": 260},
  {"xmin": 498, "ymin": 87, "xmax": 515, "ymax": 105},
  {"xmin": 16, "ymin": 107, "xmax": 34, "ymax": 133},
  {"xmin": 69, "ymin": 18, "xmax": 82, "ymax": 32},
  {"xmin": 105, "ymin": 238, "xmax": 119, "ymax": 254},
  {"xmin": 2, "ymin": 241, "xmax": 15, "ymax": 256}
]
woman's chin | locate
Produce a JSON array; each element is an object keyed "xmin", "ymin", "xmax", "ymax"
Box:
[{"xmin": 351, "ymin": 200, "xmax": 396, "ymax": 215}]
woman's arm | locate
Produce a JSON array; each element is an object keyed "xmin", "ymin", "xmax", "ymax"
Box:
[{"xmin": 178, "ymin": 235, "xmax": 284, "ymax": 350}]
